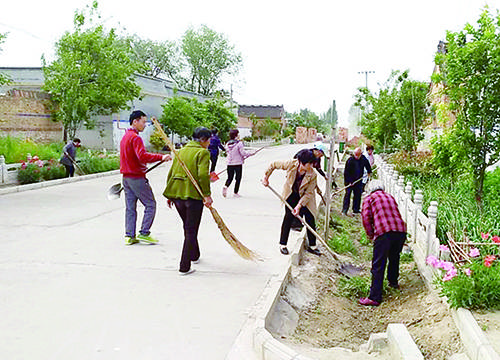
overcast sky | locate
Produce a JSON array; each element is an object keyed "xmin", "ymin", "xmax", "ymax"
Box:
[{"xmin": 0, "ymin": 0, "xmax": 494, "ymax": 125}]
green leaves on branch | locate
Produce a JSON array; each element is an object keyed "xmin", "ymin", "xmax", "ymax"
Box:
[
  {"xmin": 159, "ymin": 95, "xmax": 237, "ymax": 141},
  {"xmin": 42, "ymin": 2, "xmax": 142, "ymax": 139},
  {"xmin": 0, "ymin": 32, "xmax": 11, "ymax": 85},
  {"xmin": 434, "ymin": 7, "xmax": 500, "ymax": 203},
  {"xmin": 355, "ymin": 70, "xmax": 429, "ymax": 152}
]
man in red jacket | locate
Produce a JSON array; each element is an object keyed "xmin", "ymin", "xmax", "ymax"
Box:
[{"xmin": 120, "ymin": 110, "xmax": 171, "ymax": 245}]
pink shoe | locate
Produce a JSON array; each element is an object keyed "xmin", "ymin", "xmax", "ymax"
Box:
[
  {"xmin": 222, "ymin": 186, "xmax": 227, "ymax": 197},
  {"xmin": 233, "ymin": 193, "xmax": 241, "ymax": 198},
  {"xmin": 359, "ymin": 297, "xmax": 380, "ymax": 306}
]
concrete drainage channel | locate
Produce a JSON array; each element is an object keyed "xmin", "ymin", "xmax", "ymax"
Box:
[{"xmin": 235, "ymin": 232, "xmax": 500, "ymax": 360}]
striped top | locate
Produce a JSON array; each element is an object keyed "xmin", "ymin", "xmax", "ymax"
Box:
[{"xmin": 362, "ymin": 189, "xmax": 407, "ymax": 240}]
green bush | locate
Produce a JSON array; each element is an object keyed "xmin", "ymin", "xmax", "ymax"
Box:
[
  {"xmin": 436, "ymin": 259, "xmax": 500, "ymax": 309},
  {"xmin": 41, "ymin": 161, "xmax": 66, "ymax": 180},
  {"xmin": 77, "ymin": 154, "xmax": 119, "ymax": 174},
  {"xmin": 0, "ymin": 135, "xmax": 62, "ymax": 163},
  {"xmin": 18, "ymin": 163, "xmax": 43, "ymax": 184},
  {"xmin": 386, "ymin": 150, "xmax": 436, "ymax": 178},
  {"xmin": 337, "ymin": 276, "xmax": 371, "ymax": 298},
  {"xmin": 328, "ymin": 233, "xmax": 358, "ymax": 255}
]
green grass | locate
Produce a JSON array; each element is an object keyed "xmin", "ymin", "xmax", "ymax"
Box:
[
  {"xmin": 328, "ymin": 232, "xmax": 358, "ymax": 255},
  {"xmin": 0, "ymin": 135, "xmax": 63, "ymax": 163}
]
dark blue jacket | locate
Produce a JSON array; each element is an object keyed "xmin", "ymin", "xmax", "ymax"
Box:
[
  {"xmin": 208, "ymin": 135, "xmax": 225, "ymax": 157},
  {"xmin": 344, "ymin": 155, "xmax": 371, "ymax": 185}
]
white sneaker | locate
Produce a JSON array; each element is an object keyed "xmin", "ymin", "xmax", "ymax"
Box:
[
  {"xmin": 222, "ymin": 186, "xmax": 228, "ymax": 197},
  {"xmin": 233, "ymin": 193, "xmax": 241, "ymax": 198},
  {"xmin": 179, "ymin": 269, "xmax": 196, "ymax": 276}
]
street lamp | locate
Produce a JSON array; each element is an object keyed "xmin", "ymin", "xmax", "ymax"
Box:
[{"xmin": 358, "ymin": 70, "xmax": 375, "ymax": 89}]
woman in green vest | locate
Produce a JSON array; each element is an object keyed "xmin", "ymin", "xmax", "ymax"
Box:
[{"xmin": 163, "ymin": 127, "xmax": 213, "ymax": 275}]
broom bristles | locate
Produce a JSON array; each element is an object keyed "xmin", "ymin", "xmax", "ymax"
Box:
[{"xmin": 209, "ymin": 206, "xmax": 262, "ymax": 261}]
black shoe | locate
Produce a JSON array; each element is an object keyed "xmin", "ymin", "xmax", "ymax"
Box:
[
  {"xmin": 306, "ymin": 247, "xmax": 321, "ymax": 256},
  {"xmin": 389, "ymin": 283, "xmax": 400, "ymax": 289},
  {"xmin": 280, "ymin": 247, "xmax": 289, "ymax": 255},
  {"xmin": 353, "ymin": 211, "xmax": 361, "ymax": 214}
]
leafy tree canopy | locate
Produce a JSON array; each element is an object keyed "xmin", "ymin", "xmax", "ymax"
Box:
[
  {"xmin": 433, "ymin": 7, "xmax": 500, "ymax": 203},
  {"xmin": 42, "ymin": 1, "xmax": 142, "ymax": 139}
]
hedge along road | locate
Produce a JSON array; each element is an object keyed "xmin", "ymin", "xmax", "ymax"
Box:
[{"xmin": 0, "ymin": 143, "xmax": 317, "ymax": 360}]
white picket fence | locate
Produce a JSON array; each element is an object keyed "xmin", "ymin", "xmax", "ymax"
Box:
[
  {"xmin": 376, "ymin": 155, "xmax": 440, "ymax": 286},
  {"xmin": 0, "ymin": 155, "xmax": 24, "ymax": 185}
]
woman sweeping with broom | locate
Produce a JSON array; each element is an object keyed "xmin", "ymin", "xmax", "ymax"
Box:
[
  {"xmin": 261, "ymin": 150, "xmax": 321, "ymax": 256},
  {"xmin": 163, "ymin": 127, "xmax": 213, "ymax": 275}
]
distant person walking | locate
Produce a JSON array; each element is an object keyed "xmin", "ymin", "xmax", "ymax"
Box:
[
  {"xmin": 359, "ymin": 180, "xmax": 407, "ymax": 306},
  {"xmin": 262, "ymin": 150, "xmax": 321, "ymax": 256},
  {"xmin": 342, "ymin": 147, "xmax": 372, "ymax": 215},
  {"xmin": 120, "ymin": 110, "xmax": 172, "ymax": 246},
  {"xmin": 362, "ymin": 144, "xmax": 375, "ymax": 192},
  {"xmin": 208, "ymin": 129, "xmax": 225, "ymax": 173},
  {"xmin": 223, "ymin": 129, "xmax": 252, "ymax": 198},
  {"xmin": 164, "ymin": 127, "xmax": 213, "ymax": 275},
  {"xmin": 60, "ymin": 138, "xmax": 81, "ymax": 177}
]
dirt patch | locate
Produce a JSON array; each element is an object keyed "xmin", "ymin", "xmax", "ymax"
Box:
[
  {"xmin": 279, "ymin": 176, "xmax": 465, "ymax": 359},
  {"xmin": 473, "ymin": 310, "xmax": 500, "ymax": 354}
]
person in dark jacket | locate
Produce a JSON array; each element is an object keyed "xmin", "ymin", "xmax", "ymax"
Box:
[
  {"xmin": 208, "ymin": 129, "xmax": 225, "ymax": 173},
  {"xmin": 342, "ymin": 147, "xmax": 371, "ymax": 215},
  {"xmin": 359, "ymin": 180, "xmax": 407, "ymax": 306},
  {"xmin": 60, "ymin": 138, "xmax": 81, "ymax": 177},
  {"xmin": 120, "ymin": 110, "xmax": 172, "ymax": 246},
  {"xmin": 294, "ymin": 142, "xmax": 338, "ymax": 188},
  {"xmin": 164, "ymin": 127, "xmax": 213, "ymax": 275}
]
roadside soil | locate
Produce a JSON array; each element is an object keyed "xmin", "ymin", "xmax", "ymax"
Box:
[{"xmin": 281, "ymin": 175, "xmax": 465, "ymax": 359}]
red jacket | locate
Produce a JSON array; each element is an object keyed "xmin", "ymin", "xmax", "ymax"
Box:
[{"xmin": 120, "ymin": 128, "xmax": 163, "ymax": 178}]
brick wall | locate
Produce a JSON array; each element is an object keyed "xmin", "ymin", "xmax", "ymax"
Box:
[{"xmin": 0, "ymin": 90, "xmax": 62, "ymax": 142}]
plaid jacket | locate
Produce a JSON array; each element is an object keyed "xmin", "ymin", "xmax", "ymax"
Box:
[{"xmin": 362, "ymin": 189, "xmax": 406, "ymax": 240}]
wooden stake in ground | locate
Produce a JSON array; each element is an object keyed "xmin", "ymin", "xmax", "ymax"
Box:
[
  {"xmin": 266, "ymin": 184, "xmax": 339, "ymax": 260},
  {"xmin": 151, "ymin": 118, "xmax": 261, "ymax": 261}
]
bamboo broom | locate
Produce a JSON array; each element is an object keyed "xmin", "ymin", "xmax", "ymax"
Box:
[
  {"xmin": 266, "ymin": 184, "xmax": 339, "ymax": 260},
  {"xmin": 152, "ymin": 118, "xmax": 261, "ymax": 261}
]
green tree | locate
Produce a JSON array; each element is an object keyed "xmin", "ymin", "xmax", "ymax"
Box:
[
  {"xmin": 321, "ymin": 100, "xmax": 338, "ymax": 129},
  {"xmin": 0, "ymin": 33, "xmax": 11, "ymax": 85},
  {"xmin": 159, "ymin": 96, "xmax": 200, "ymax": 138},
  {"xmin": 123, "ymin": 35, "xmax": 181, "ymax": 80},
  {"xmin": 181, "ymin": 25, "xmax": 242, "ymax": 95},
  {"xmin": 42, "ymin": 1, "xmax": 142, "ymax": 139},
  {"xmin": 433, "ymin": 8, "xmax": 500, "ymax": 203},
  {"xmin": 355, "ymin": 70, "xmax": 428, "ymax": 152},
  {"xmin": 200, "ymin": 95, "xmax": 237, "ymax": 142}
]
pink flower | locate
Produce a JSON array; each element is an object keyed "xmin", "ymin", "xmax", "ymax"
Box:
[
  {"xmin": 484, "ymin": 255, "xmax": 496, "ymax": 268},
  {"xmin": 21, "ymin": 162, "xmax": 27, "ymax": 170},
  {"xmin": 481, "ymin": 232, "xmax": 490, "ymax": 240},
  {"xmin": 443, "ymin": 268, "xmax": 458, "ymax": 281},
  {"xmin": 441, "ymin": 261, "xmax": 455, "ymax": 272},
  {"xmin": 36, "ymin": 160, "xmax": 43, "ymax": 167},
  {"xmin": 426, "ymin": 255, "xmax": 439, "ymax": 267},
  {"xmin": 492, "ymin": 235, "xmax": 500, "ymax": 244},
  {"xmin": 32, "ymin": 155, "xmax": 39, "ymax": 161},
  {"xmin": 464, "ymin": 268, "xmax": 472, "ymax": 276},
  {"xmin": 469, "ymin": 248, "xmax": 480, "ymax": 258},
  {"xmin": 439, "ymin": 245, "xmax": 450, "ymax": 253}
]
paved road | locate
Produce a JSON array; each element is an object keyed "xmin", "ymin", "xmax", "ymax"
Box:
[{"xmin": 0, "ymin": 143, "xmax": 318, "ymax": 360}]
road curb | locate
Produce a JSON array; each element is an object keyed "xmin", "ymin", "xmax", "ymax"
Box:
[{"xmin": 0, "ymin": 170, "xmax": 121, "ymax": 195}]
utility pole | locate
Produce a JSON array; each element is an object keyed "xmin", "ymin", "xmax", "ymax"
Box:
[{"xmin": 357, "ymin": 70, "xmax": 375, "ymax": 89}]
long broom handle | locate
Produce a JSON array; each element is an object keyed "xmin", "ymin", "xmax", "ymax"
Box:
[
  {"xmin": 64, "ymin": 151, "xmax": 86, "ymax": 175},
  {"xmin": 215, "ymin": 144, "xmax": 268, "ymax": 176},
  {"xmin": 151, "ymin": 118, "xmax": 206, "ymax": 200},
  {"xmin": 331, "ymin": 164, "xmax": 378, "ymax": 197},
  {"xmin": 266, "ymin": 184, "xmax": 338, "ymax": 260}
]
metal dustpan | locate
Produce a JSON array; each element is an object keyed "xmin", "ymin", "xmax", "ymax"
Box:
[{"xmin": 107, "ymin": 183, "xmax": 123, "ymax": 200}]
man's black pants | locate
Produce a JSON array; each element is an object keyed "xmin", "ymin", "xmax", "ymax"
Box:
[
  {"xmin": 64, "ymin": 164, "xmax": 75, "ymax": 177},
  {"xmin": 280, "ymin": 192, "xmax": 316, "ymax": 247},
  {"xmin": 369, "ymin": 231, "xmax": 406, "ymax": 303},
  {"xmin": 342, "ymin": 181, "xmax": 363, "ymax": 213},
  {"xmin": 173, "ymin": 199, "xmax": 204, "ymax": 272}
]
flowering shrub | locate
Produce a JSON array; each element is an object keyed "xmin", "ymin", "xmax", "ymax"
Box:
[
  {"xmin": 427, "ymin": 233, "xmax": 500, "ymax": 309},
  {"xmin": 18, "ymin": 163, "xmax": 43, "ymax": 184}
]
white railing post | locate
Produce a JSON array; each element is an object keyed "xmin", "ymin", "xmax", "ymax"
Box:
[
  {"xmin": 0, "ymin": 155, "xmax": 5, "ymax": 184},
  {"xmin": 392, "ymin": 170, "xmax": 399, "ymax": 195},
  {"xmin": 412, "ymin": 189, "xmax": 423, "ymax": 242},
  {"xmin": 404, "ymin": 181, "xmax": 413, "ymax": 223},
  {"xmin": 427, "ymin": 201, "xmax": 439, "ymax": 258}
]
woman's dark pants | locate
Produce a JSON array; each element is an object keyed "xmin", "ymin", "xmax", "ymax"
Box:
[
  {"xmin": 173, "ymin": 199, "xmax": 204, "ymax": 272},
  {"xmin": 280, "ymin": 192, "xmax": 316, "ymax": 247}
]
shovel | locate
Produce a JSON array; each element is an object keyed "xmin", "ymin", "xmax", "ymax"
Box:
[{"xmin": 107, "ymin": 160, "xmax": 165, "ymax": 200}]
